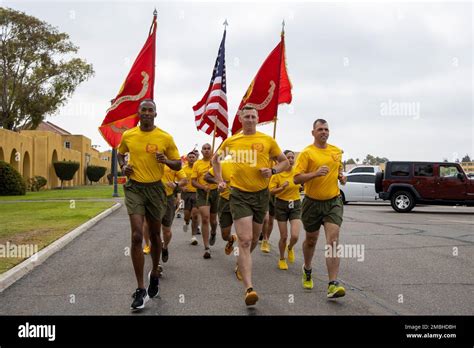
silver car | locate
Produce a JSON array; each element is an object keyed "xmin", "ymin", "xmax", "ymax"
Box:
[{"xmin": 339, "ymin": 172, "xmax": 381, "ymax": 204}]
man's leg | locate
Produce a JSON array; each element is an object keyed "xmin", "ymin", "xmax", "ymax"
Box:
[
  {"xmin": 129, "ymin": 214, "xmax": 146, "ymax": 289},
  {"xmin": 191, "ymin": 207, "xmax": 199, "ymax": 235},
  {"xmin": 184, "ymin": 209, "xmax": 191, "ymax": 229},
  {"xmin": 324, "ymin": 222, "xmax": 341, "ymax": 282},
  {"xmin": 303, "ymin": 230, "xmax": 319, "ymax": 271},
  {"xmin": 162, "ymin": 226, "xmax": 172, "ymax": 249},
  {"xmin": 289, "ymin": 219, "xmax": 301, "ymax": 250},
  {"xmin": 251, "ymin": 220, "xmax": 262, "ymax": 252},
  {"xmin": 210, "ymin": 213, "xmax": 218, "ymax": 235},
  {"xmin": 146, "ymin": 215, "xmax": 162, "ymax": 278},
  {"xmin": 198, "ymin": 205, "xmax": 211, "ymax": 250},
  {"xmin": 234, "ymin": 216, "xmax": 255, "ymax": 290},
  {"xmin": 277, "ymin": 220, "xmax": 288, "ymax": 260}
]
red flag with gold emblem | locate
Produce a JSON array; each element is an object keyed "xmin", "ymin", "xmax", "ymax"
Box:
[
  {"xmin": 99, "ymin": 12, "xmax": 157, "ymax": 148},
  {"xmin": 231, "ymin": 32, "xmax": 292, "ymax": 135}
]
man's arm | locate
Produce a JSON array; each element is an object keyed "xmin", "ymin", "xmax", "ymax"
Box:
[
  {"xmin": 204, "ymin": 172, "xmax": 218, "ymax": 185},
  {"xmin": 156, "ymin": 152, "xmax": 181, "ymax": 171},
  {"xmin": 260, "ymin": 153, "xmax": 290, "ymax": 178},
  {"xmin": 117, "ymin": 153, "xmax": 133, "ymax": 176},
  {"xmin": 294, "ymin": 166, "xmax": 329, "ymax": 184},
  {"xmin": 191, "ymin": 178, "xmax": 209, "ymax": 191}
]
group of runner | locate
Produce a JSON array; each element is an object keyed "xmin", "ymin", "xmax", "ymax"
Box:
[{"xmin": 118, "ymin": 99, "xmax": 348, "ymax": 310}]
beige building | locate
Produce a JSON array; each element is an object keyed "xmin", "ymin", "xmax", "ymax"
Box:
[
  {"xmin": 461, "ymin": 162, "xmax": 474, "ymax": 174},
  {"xmin": 0, "ymin": 122, "xmax": 112, "ymax": 189}
]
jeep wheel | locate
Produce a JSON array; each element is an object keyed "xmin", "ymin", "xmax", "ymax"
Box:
[{"xmin": 391, "ymin": 191, "xmax": 415, "ymax": 213}]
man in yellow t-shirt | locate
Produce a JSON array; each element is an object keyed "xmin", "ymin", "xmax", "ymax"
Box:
[
  {"xmin": 212, "ymin": 105, "xmax": 289, "ymax": 306},
  {"xmin": 205, "ymin": 161, "xmax": 237, "ymax": 259},
  {"xmin": 181, "ymin": 151, "xmax": 199, "ymax": 245},
  {"xmin": 191, "ymin": 143, "xmax": 218, "ymax": 259},
  {"xmin": 269, "ymin": 150, "xmax": 302, "ymax": 271},
  {"xmin": 117, "ymin": 99, "xmax": 181, "ymax": 311},
  {"xmin": 294, "ymin": 118, "xmax": 347, "ymax": 299}
]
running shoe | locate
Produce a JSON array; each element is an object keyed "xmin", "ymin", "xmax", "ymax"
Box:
[
  {"xmin": 190, "ymin": 236, "xmax": 198, "ymax": 245},
  {"xmin": 143, "ymin": 244, "xmax": 151, "ymax": 255},
  {"xmin": 287, "ymin": 245, "xmax": 295, "ymax": 263},
  {"xmin": 302, "ymin": 265, "xmax": 314, "ymax": 289},
  {"xmin": 147, "ymin": 271, "xmax": 160, "ymax": 298},
  {"xmin": 327, "ymin": 281, "xmax": 346, "ymax": 298},
  {"xmin": 245, "ymin": 287, "xmax": 259, "ymax": 306},
  {"xmin": 131, "ymin": 288, "xmax": 149, "ymax": 310},
  {"xmin": 183, "ymin": 223, "xmax": 189, "ymax": 232},
  {"xmin": 278, "ymin": 259, "xmax": 288, "ymax": 270},
  {"xmin": 203, "ymin": 248, "xmax": 211, "ymax": 259},
  {"xmin": 260, "ymin": 240, "xmax": 270, "ymax": 253},
  {"xmin": 225, "ymin": 235, "xmax": 237, "ymax": 255},
  {"xmin": 196, "ymin": 227, "xmax": 201, "ymax": 235}
]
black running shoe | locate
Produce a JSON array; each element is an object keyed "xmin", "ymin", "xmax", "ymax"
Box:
[
  {"xmin": 209, "ymin": 233, "xmax": 216, "ymax": 246},
  {"xmin": 162, "ymin": 248, "xmax": 169, "ymax": 263},
  {"xmin": 131, "ymin": 288, "xmax": 149, "ymax": 310},
  {"xmin": 197, "ymin": 227, "xmax": 201, "ymax": 235},
  {"xmin": 203, "ymin": 248, "xmax": 211, "ymax": 259},
  {"xmin": 147, "ymin": 271, "xmax": 160, "ymax": 298}
]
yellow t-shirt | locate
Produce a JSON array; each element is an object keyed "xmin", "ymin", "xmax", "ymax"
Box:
[
  {"xmin": 209, "ymin": 161, "xmax": 233, "ymax": 200},
  {"xmin": 162, "ymin": 166, "xmax": 187, "ymax": 196},
  {"xmin": 118, "ymin": 126, "xmax": 181, "ymax": 183},
  {"xmin": 269, "ymin": 166, "xmax": 301, "ymax": 201},
  {"xmin": 191, "ymin": 159, "xmax": 217, "ymax": 190},
  {"xmin": 218, "ymin": 131, "xmax": 282, "ymax": 192},
  {"xmin": 294, "ymin": 144, "xmax": 343, "ymax": 200},
  {"xmin": 182, "ymin": 164, "xmax": 197, "ymax": 193}
]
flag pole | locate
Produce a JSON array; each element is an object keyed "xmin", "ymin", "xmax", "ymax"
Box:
[{"xmin": 273, "ymin": 20, "xmax": 285, "ymax": 140}]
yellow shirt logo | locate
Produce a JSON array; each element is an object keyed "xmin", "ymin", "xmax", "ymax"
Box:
[
  {"xmin": 252, "ymin": 143, "xmax": 264, "ymax": 152},
  {"xmin": 146, "ymin": 143, "xmax": 159, "ymax": 153}
]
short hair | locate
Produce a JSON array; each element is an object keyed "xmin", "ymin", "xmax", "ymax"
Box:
[
  {"xmin": 202, "ymin": 143, "xmax": 211, "ymax": 149},
  {"xmin": 284, "ymin": 150, "xmax": 295, "ymax": 156},
  {"xmin": 187, "ymin": 152, "xmax": 196, "ymax": 157},
  {"xmin": 313, "ymin": 119, "xmax": 328, "ymax": 128},
  {"xmin": 139, "ymin": 99, "xmax": 156, "ymax": 109},
  {"xmin": 240, "ymin": 104, "xmax": 258, "ymax": 115}
]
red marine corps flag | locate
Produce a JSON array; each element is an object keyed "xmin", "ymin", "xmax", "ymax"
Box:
[
  {"xmin": 231, "ymin": 23, "xmax": 292, "ymax": 136},
  {"xmin": 99, "ymin": 11, "xmax": 157, "ymax": 148}
]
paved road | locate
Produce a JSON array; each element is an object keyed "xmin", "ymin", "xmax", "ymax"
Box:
[{"xmin": 0, "ymin": 202, "xmax": 472, "ymax": 315}]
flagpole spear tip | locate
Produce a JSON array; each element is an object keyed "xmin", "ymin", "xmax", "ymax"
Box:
[
  {"xmin": 223, "ymin": 19, "xmax": 228, "ymax": 28},
  {"xmin": 281, "ymin": 19, "xmax": 285, "ymax": 34},
  {"xmin": 153, "ymin": 8, "xmax": 157, "ymax": 16}
]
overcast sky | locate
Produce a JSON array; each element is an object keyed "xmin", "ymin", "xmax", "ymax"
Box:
[{"xmin": 4, "ymin": 0, "xmax": 473, "ymax": 162}]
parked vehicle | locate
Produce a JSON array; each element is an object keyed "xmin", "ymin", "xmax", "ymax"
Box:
[
  {"xmin": 339, "ymin": 173, "xmax": 381, "ymax": 203},
  {"xmin": 347, "ymin": 165, "xmax": 382, "ymax": 175},
  {"xmin": 375, "ymin": 161, "xmax": 474, "ymax": 212}
]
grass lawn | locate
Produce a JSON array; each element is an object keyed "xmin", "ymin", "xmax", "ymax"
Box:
[
  {"xmin": 0, "ymin": 184, "xmax": 124, "ymax": 201},
  {"xmin": 0, "ymin": 201, "xmax": 116, "ymax": 274}
]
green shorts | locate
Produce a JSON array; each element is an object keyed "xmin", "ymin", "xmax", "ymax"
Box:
[
  {"xmin": 275, "ymin": 198, "xmax": 302, "ymax": 222},
  {"xmin": 161, "ymin": 195, "xmax": 176, "ymax": 227},
  {"xmin": 268, "ymin": 194, "xmax": 276, "ymax": 217},
  {"xmin": 196, "ymin": 188, "xmax": 219, "ymax": 214},
  {"xmin": 218, "ymin": 197, "xmax": 233, "ymax": 228},
  {"xmin": 124, "ymin": 179, "xmax": 166, "ymax": 221},
  {"xmin": 301, "ymin": 195, "xmax": 344, "ymax": 232},
  {"xmin": 229, "ymin": 187, "xmax": 269, "ymax": 224},
  {"xmin": 182, "ymin": 191, "xmax": 197, "ymax": 211}
]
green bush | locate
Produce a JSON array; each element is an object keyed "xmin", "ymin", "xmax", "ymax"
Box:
[
  {"xmin": 53, "ymin": 161, "xmax": 80, "ymax": 189},
  {"xmin": 86, "ymin": 165, "xmax": 107, "ymax": 183},
  {"xmin": 28, "ymin": 176, "xmax": 47, "ymax": 191},
  {"xmin": 0, "ymin": 161, "xmax": 26, "ymax": 196}
]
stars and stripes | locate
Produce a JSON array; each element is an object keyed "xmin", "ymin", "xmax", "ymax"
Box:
[{"xmin": 193, "ymin": 29, "xmax": 229, "ymax": 140}]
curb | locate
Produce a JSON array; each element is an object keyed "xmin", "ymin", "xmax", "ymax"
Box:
[{"xmin": 0, "ymin": 202, "xmax": 122, "ymax": 293}]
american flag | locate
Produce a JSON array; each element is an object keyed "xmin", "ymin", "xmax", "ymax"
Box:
[{"xmin": 193, "ymin": 29, "xmax": 228, "ymax": 140}]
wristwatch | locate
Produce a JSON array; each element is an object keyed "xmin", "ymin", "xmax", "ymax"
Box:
[{"xmin": 271, "ymin": 168, "xmax": 277, "ymax": 175}]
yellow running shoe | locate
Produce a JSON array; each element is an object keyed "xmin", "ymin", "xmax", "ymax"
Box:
[
  {"xmin": 234, "ymin": 265, "xmax": 242, "ymax": 281},
  {"xmin": 143, "ymin": 244, "xmax": 151, "ymax": 255},
  {"xmin": 225, "ymin": 234, "xmax": 237, "ymax": 255},
  {"xmin": 260, "ymin": 240, "xmax": 270, "ymax": 253},
  {"xmin": 302, "ymin": 265, "xmax": 313, "ymax": 289},
  {"xmin": 245, "ymin": 287, "xmax": 259, "ymax": 306},
  {"xmin": 327, "ymin": 281, "xmax": 346, "ymax": 298},
  {"xmin": 287, "ymin": 245, "xmax": 295, "ymax": 263},
  {"xmin": 278, "ymin": 259, "xmax": 288, "ymax": 270}
]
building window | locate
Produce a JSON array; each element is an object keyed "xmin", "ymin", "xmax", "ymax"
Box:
[{"xmin": 64, "ymin": 141, "xmax": 71, "ymax": 149}]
